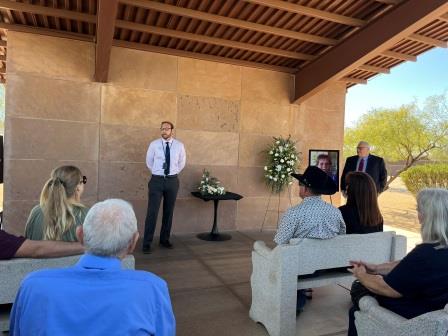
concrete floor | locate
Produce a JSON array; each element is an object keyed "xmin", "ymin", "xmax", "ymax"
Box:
[{"xmin": 135, "ymin": 231, "xmax": 351, "ymax": 336}]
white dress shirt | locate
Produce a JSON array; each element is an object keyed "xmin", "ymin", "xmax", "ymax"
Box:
[
  {"xmin": 274, "ymin": 196, "xmax": 346, "ymax": 245},
  {"xmin": 146, "ymin": 138, "xmax": 186, "ymax": 176}
]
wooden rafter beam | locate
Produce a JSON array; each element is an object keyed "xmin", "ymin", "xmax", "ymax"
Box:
[
  {"xmin": 0, "ymin": 22, "xmax": 94, "ymax": 42},
  {"xmin": 375, "ymin": 0, "xmax": 402, "ymax": 4},
  {"xmin": 440, "ymin": 13, "xmax": 448, "ymax": 22},
  {"xmin": 120, "ymin": 0, "xmax": 337, "ymax": 45},
  {"xmin": 0, "ymin": 0, "xmax": 96, "ymax": 23},
  {"xmin": 358, "ymin": 64, "xmax": 390, "ymax": 74},
  {"xmin": 382, "ymin": 50, "xmax": 417, "ymax": 61},
  {"xmin": 339, "ymin": 77, "xmax": 367, "ymax": 84},
  {"xmin": 94, "ymin": 0, "xmax": 119, "ymax": 82},
  {"xmin": 293, "ymin": 0, "xmax": 448, "ymax": 103},
  {"xmin": 115, "ymin": 20, "xmax": 315, "ymax": 61},
  {"xmin": 113, "ymin": 40, "xmax": 297, "ymax": 74},
  {"xmin": 408, "ymin": 33, "xmax": 448, "ymax": 48},
  {"xmin": 244, "ymin": 0, "xmax": 365, "ymax": 27}
]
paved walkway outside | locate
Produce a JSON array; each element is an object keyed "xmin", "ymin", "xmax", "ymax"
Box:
[{"xmin": 378, "ymin": 177, "xmax": 421, "ymax": 251}]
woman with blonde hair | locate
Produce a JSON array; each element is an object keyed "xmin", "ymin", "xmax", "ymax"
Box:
[
  {"xmin": 25, "ymin": 166, "xmax": 88, "ymax": 241},
  {"xmin": 347, "ymin": 188, "xmax": 448, "ymax": 335}
]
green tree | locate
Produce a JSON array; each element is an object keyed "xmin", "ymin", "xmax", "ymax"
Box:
[{"xmin": 344, "ymin": 93, "xmax": 448, "ymax": 189}]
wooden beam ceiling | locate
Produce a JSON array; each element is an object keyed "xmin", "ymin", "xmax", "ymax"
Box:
[
  {"xmin": 0, "ymin": 0, "xmax": 96, "ymax": 23},
  {"xmin": 94, "ymin": 0, "xmax": 119, "ymax": 82},
  {"xmin": 339, "ymin": 77, "xmax": 367, "ymax": 84},
  {"xmin": 113, "ymin": 40, "xmax": 297, "ymax": 74},
  {"xmin": 375, "ymin": 0, "xmax": 402, "ymax": 4},
  {"xmin": 408, "ymin": 33, "xmax": 448, "ymax": 48},
  {"xmin": 244, "ymin": 0, "xmax": 366, "ymax": 27},
  {"xmin": 293, "ymin": 0, "xmax": 448, "ymax": 103},
  {"xmin": 382, "ymin": 50, "xmax": 417, "ymax": 61},
  {"xmin": 358, "ymin": 64, "xmax": 390, "ymax": 74},
  {"xmin": 0, "ymin": 22, "xmax": 94, "ymax": 42},
  {"xmin": 0, "ymin": 0, "xmax": 443, "ymax": 91},
  {"xmin": 115, "ymin": 20, "xmax": 315, "ymax": 61},
  {"xmin": 120, "ymin": 0, "xmax": 338, "ymax": 45}
]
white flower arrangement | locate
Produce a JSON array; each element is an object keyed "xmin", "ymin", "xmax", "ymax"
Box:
[
  {"xmin": 264, "ymin": 135, "xmax": 301, "ymax": 193},
  {"xmin": 198, "ymin": 169, "xmax": 226, "ymax": 196}
]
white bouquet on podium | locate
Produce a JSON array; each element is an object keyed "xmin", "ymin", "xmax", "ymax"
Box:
[{"xmin": 198, "ymin": 169, "xmax": 226, "ymax": 196}]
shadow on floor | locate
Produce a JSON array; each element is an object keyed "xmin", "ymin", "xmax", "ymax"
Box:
[{"xmin": 135, "ymin": 231, "xmax": 350, "ymax": 336}]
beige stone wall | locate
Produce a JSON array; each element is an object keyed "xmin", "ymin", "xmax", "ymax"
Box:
[{"xmin": 3, "ymin": 32, "xmax": 346, "ymax": 236}]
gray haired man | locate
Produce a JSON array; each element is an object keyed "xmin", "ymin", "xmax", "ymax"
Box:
[
  {"xmin": 10, "ymin": 199, "xmax": 175, "ymax": 336},
  {"xmin": 340, "ymin": 141, "xmax": 387, "ymax": 194}
]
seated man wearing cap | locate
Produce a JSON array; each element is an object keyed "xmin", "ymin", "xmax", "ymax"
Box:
[
  {"xmin": 274, "ymin": 166, "xmax": 346, "ymax": 312},
  {"xmin": 274, "ymin": 166, "xmax": 346, "ymax": 245}
]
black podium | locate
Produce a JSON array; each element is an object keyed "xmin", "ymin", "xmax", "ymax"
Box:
[{"xmin": 191, "ymin": 191, "xmax": 243, "ymax": 241}]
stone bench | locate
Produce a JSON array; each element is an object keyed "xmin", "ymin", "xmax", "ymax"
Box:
[
  {"xmin": 0, "ymin": 254, "xmax": 135, "ymax": 332},
  {"xmin": 249, "ymin": 231, "xmax": 407, "ymax": 336},
  {"xmin": 355, "ymin": 296, "xmax": 448, "ymax": 336}
]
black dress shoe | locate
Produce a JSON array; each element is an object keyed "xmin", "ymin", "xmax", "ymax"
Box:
[
  {"xmin": 159, "ymin": 241, "xmax": 173, "ymax": 249},
  {"xmin": 142, "ymin": 245, "xmax": 152, "ymax": 254}
]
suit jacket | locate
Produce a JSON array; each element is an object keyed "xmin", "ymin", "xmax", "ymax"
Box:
[{"xmin": 340, "ymin": 154, "xmax": 387, "ymax": 193}]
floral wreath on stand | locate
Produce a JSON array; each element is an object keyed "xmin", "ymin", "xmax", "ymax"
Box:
[
  {"xmin": 198, "ymin": 169, "xmax": 226, "ymax": 196},
  {"xmin": 262, "ymin": 135, "xmax": 301, "ymax": 229}
]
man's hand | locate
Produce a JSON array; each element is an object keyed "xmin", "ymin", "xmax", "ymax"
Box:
[
  {"xmin": 348, "ymin": 263, "xmax": 367, "ymax": 280},
  {"xmin": 349, "ymin": 260, "xmax": 377, "ymax": 274}
]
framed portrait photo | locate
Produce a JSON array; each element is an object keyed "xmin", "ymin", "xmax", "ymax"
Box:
[{"xmin": 309, "ymin": 149, "xmax": 340, "ymax": 189}]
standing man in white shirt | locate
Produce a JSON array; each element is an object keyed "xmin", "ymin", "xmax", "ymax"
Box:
[{"xmin": 142, "ymin": 121, "xmax": 186, "ymax": 254}]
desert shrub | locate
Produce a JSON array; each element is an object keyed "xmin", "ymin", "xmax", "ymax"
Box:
[{"xmin": 401, "ymin": 164, "xmax": 448, "ymax": 196}]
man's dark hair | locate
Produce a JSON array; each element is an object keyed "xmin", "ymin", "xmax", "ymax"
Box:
[
  {"xmin": 316, "ymin": 153, "xmax": 332, "ymax": 165},
  {"xmin": 161, "ymin": 121, "xmax": 174, "ymax": 129}
]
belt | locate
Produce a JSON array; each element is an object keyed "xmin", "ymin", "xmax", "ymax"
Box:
[{"xmin": 152, "ymin": 174, "xmax": 178, "ymax": 178}]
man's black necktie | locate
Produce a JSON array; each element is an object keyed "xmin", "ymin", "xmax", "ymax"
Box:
[{"xmin": 164, "ymin": 142, "xmax": 170, "ymax": 176}]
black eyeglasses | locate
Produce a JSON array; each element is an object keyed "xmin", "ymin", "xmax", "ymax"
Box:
[{"xmin": 80, "ymin": 176, "xmax": 87, "ymax": 184}]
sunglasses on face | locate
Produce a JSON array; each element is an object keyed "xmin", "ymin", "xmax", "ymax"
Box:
[{"xmin": 80, "ymin": 176, "xmax": 87, "ymax": 184}]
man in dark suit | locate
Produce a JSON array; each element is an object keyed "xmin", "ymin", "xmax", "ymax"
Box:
[{"xmin": 341, "ymin": 141, "xmax": 387, "ymax": 194}]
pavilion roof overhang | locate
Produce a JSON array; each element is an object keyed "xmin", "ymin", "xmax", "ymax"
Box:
[{"xmin": 0, "ymin": 0, "xmax": 446, "ymax": 102}]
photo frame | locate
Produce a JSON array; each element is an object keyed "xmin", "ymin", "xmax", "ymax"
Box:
[{"xmin": 308, "ymin": 149, "xmax": 340, "ymax": 189}]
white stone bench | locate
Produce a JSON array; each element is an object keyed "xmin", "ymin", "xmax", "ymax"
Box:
[
  {"xmin": 0, "ymin": 254, "xmax": 135, "ymax": 332},
  {"xmin": 355, "ymin": 296, "xmax": 448, "ymax": 336},
  {"xmin": 249, "ymin": 231, "xmax": 407, "ymax": 336}
]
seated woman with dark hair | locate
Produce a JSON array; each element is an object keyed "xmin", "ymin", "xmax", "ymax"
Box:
[
  {"xmin": 347, "ymin": 188, "xmax": 448, "ymax": 336},
  {"xmin": 339, "ymin": 172, "xmax": 383, "ymax": 234}
]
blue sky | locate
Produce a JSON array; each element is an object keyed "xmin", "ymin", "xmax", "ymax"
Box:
[{"xmin": 345, "ymin": 47, "xmax": 448, "ymax": 127}]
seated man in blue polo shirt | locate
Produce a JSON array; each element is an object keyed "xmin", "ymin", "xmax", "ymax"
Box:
[{"xmin": 10, "ymin": 199, "xmax": 175, "ymax": 336}]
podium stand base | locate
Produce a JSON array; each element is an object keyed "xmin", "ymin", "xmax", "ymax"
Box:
[{"xmin": 196, "ymin": 233, "xmax": 232, "ymax": 241}]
